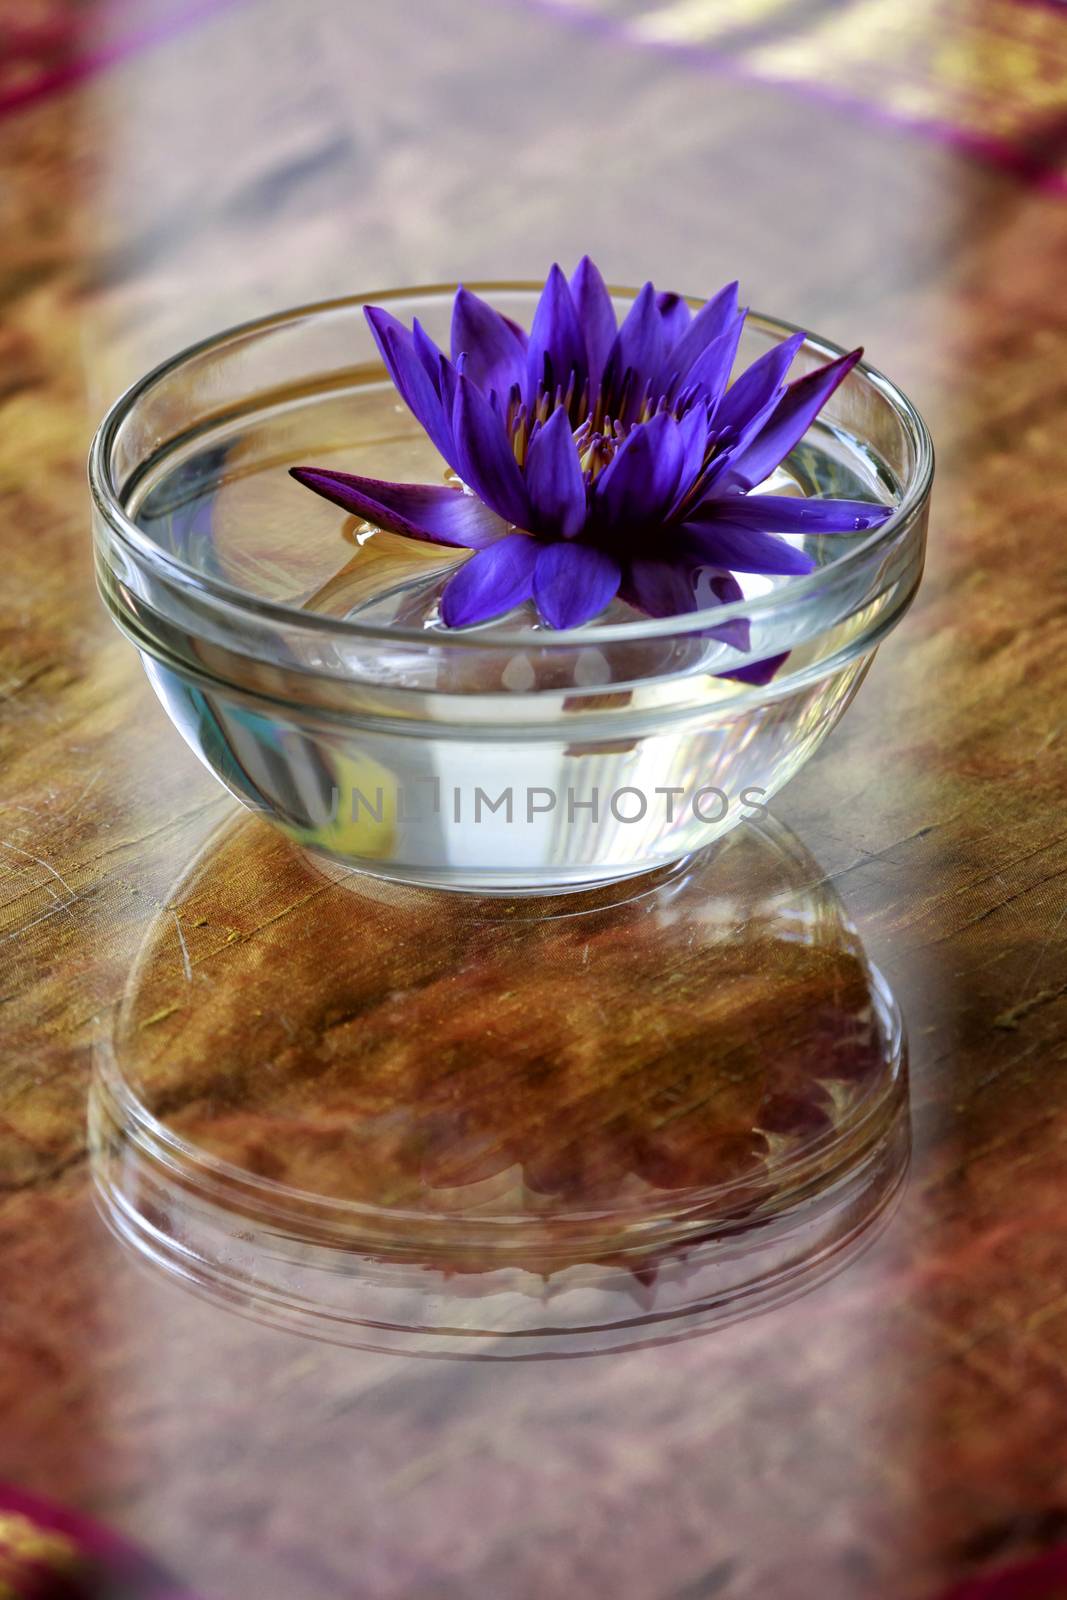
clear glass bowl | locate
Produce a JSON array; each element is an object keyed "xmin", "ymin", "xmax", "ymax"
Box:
[{"xmin": 90, "ymin": 285, "xmax": 933, "ymax": 893}]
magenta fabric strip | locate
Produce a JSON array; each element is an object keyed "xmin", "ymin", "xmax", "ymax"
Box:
[
  {"xmin": 0, "ymin": 0, "xmax": 251, "ymax": 122},
  {"xmin": 0, "ymin": 1481, "xmax": 206, "ymax": 1597},
  {"xmin": 934, "ymin": 1543, "xmax": 1067, "ymax": 1598},
  {"xmin": 516, "ymin": 0, "xmax": 1067, "ymax": 196}
]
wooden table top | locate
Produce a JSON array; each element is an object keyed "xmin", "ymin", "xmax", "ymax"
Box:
[{"xmin": 3, "ymin": 2, "xmax": 1067, "ymax": 1596}]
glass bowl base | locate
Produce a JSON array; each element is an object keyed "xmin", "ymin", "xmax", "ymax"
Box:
[{"xmin": 304, "ymin": 841, "xmax": 700, "ymax": 898}]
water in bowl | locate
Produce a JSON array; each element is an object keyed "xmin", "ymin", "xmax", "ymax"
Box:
[
  {"xmin": 125, "ymin": 374, "xmax": 897, "ymax": 891},
  {"xmin": 132, "ymin": 378, "xmax": 889, "ymax": 625}
]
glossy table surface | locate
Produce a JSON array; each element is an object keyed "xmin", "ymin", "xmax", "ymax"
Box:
[{"xmin": 3, "ymin": 1, "xmax": 1067, "ymax": 1596}]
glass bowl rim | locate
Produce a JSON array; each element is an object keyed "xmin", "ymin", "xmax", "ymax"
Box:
[{"xmin": 88, "ymin": 281, "xmax": 935, "ymax": 651}]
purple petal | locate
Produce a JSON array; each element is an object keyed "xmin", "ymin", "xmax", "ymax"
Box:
[
  {"xmin": 668, "ymin": 402, "xmax": 710, "ymax": 515},
  {"xmin": 526, "ymin": 264, "xmax": 587, "ymax": 402},
  {"xmin": 679, "ymin": 310, "xmax": 747, "ymax": 410},
  {"xmin": 365, "ymin": 306, "xmax": 456, "ymax": 466},
  {"xmin": 705, "ymin": 493, "xmax": 892, "ymax": 534},
  {"xmin": 721, "ymin": 652, "xmax": 789, "ymax": 686},
  {"xmin": 439, "ymin": 533, "xmax": 538, "ymax": 626},
  {"xmin": 682, "ymin": 518, "xmax": 817, "ymax": 575},
  {"xmin": 570, "ymin": 256, "xmax": 617, "ymax": 395},
  {"xmin": 713, "ymin": 331, "xmax": 804, "ymax": 433},
  {"xmin": 697, "ymin": 569, "xmax": 750, "ymax": 651},
  {"xmin": 450, "ymin": 286, "xmax": 527, "ymax": 398},
  {"xmin": 603, "ymin": 282, "xmax": 668, "ymax": 403},
  {"xmin": 624, "ymin": 559, "xmax": 771, "ymax": 666},
  {"xmin": 436, "ymin": 350, "xmax": 460, "ymax": 423},
  {"xmin": 656, "ymin": 291, "xmax": 691, "ymax": 348},
  {"xmin": 289, "ymin": 469, "xmax": 509, "ymax": 548},
  {"xmin": 622, "ymin": 556, "xmax": 752, "ymax": 644},
  {"xmin": 452, "ymin": 374, "xmax": 531, "ymax": 528},
  {"xmin": 659, "ymin": 280, "xmax": 739, "ymax": 388},
  {"xmin": 364, "ymin": 303, "xmax": 411, "ymax": 371},
  {"xmin": 677, "ymin": 401, "xmax": 710, "ymax": 475},
  {"xmin": 593, "ymin": 410, "xmax": 686, "ymax": 529},
  {"xmin": 713, "ymin": 348, "xmax": 863, "ymax": 492},
  {"xmin": 533, "ymin": 541, "xmax": 621, "ymax": 628},
  {"xmin": 384, "ymin": 329, "xmax": 458, "ymax": 466},
  {"xmin": 621, "ymin": 558, "xmax": 698, "ymax": 620},
  {"xmin": 501, "ymin": 312, "xmax": 529, "ymax": 349},
  {"xmin": 412, "ymin": 317, "xmax": 447, "ymax": 383},
  {"xmin": 706, "ymin": 346, "xmax": 806, "ymax": 475},
  {"xmin": 524, "ymin": 405, "xmax": 588, "ymax": 539}
]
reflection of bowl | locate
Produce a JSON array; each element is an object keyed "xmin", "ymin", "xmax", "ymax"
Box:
[
  {"xmin": 90, "ymin": 814, "xmax": 909, "ymax": 1357},
  {"xmin": 90, "ymin": 287, "xmax": 932, "ymax": 893}
]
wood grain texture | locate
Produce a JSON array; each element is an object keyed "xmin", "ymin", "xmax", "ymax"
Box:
[{"xmin": 2, "ymin": 1, "xmax": 1067, "ymax": 1597}]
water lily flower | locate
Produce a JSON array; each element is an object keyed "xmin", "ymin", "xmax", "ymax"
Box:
[{"xmin": 291, "ymin": 260, "xmax": 890, "ymax": 644}]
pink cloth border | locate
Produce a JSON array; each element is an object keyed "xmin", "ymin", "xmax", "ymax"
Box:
[
  {"xmin": 0, "ymin": 0, "xmax": 250, "ymax": 121},
  {"xmin": 517, "ymin": 0, "xmax": 1067, "ymax": 196}
]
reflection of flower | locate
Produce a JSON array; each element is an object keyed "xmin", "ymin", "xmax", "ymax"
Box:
[{"xmin": 291, "ymin": 259, "xmax": 890, "ymax": 647}]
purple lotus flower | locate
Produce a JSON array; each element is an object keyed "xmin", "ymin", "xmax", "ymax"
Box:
[{"xmin": 291, "ymin": 260, "xmax": 890, "ymax": 638}]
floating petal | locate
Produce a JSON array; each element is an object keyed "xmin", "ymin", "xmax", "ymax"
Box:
[
  {"xmin": 708, "ymin": 493, "xmax": 892, "ymax": 533},
  {"xmin": 439, "ymin": 533, "xmax": 538, "ymax": 626},
  {"xmin": 621, "ymin": 557, "xmax": 698, "ymax": 619},
  {"xmin": 533, "ymin": 541, "xmax": 621, "ymax": 628},
  {"xmin": 289, "ymin": 469, "xmax": 509, "ymax": 547},
  {"xmin": 721, "ymin": 652, "xmax": 790, "ymax": 686},
  {"xmin": 682, "ymin": 517, "xmax": 817, "ymax": 575},
  {"xmin": 697, "ymin": 569, "xmax": 751, "ymax": 652}
]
